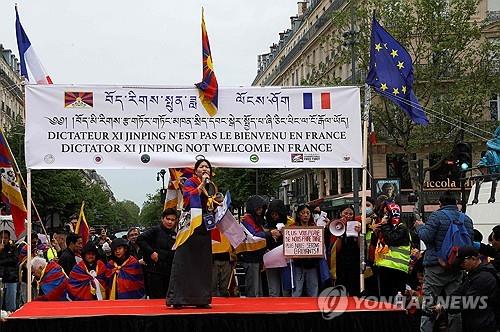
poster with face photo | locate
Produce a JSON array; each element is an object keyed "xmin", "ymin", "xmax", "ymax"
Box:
[{"xmin": 373, "ymin": 178, "xmax": 401, "ymax": 201}]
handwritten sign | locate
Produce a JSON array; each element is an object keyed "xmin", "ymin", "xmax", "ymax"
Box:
[{"xmin": 283, "ymin": 227, "xmax": 324, "ymax": 258}]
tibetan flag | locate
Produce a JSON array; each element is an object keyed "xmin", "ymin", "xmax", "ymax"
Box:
[
  {"xmin": 164, "ymin": 168, "xmax": 194, "ymax": 210},
  {"xmin": 75, "ymin": 201, "xmax": 89, "ymax": 245},
  {"xmin": 35, "ymin": 261, "xmax": 68, "ymax": 301},
  {"xmin": 234, "ymin": 225, "xmax": 267, "ymax": 254},
  {"xmin": 15, "ymin": 6, "xmax": 53, "ymax": 84},
  {"xmin": 366, "ymin": 16, "xmax": 428, "ymax": 125},
  {"xmin": 214, "ymin": 191, "xmax": 245, "ymax": 248},
  {"xmin": 173, "ymin": 176, "xmax": 204, "ymax": 249},
  {"xmin": 68, "ymin": 260, "xmax": 107, "ymax": 301},
  {"xmin": 0, "ymin": 131, "xmax": 26, "ymax": 238},
  {"xmin": 195, "ymin": 8, "xmax": 218, "ymax": 117},
  {"xmin": 105, "ymin": 256, "xmax": 145, "ymax": 299}
]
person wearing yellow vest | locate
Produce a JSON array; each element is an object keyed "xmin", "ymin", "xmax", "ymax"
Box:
[{"xmin": 372, "ymin": 200, "xmax": 411, "ymax": 297}]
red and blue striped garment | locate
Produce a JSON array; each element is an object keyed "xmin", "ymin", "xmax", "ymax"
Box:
[
  {"xmin": 105, "ymin": 256, "xmax": 144, "ymax": 299},
  {"xmin": 68, "ymin": 260, "xmax": 107, "ymax": 301},
  {"xmin": 35, "ymin": 261, "xmax": 68, "ymax": 301}
]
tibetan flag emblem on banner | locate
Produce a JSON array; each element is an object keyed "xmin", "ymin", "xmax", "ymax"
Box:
[
  {"xmin": 303, "ymin": 92, "xmax": 332, "ymax": 110},
  {"xmin": 64, "ymin": 92, "xmax": 93, "ymax": 109}
]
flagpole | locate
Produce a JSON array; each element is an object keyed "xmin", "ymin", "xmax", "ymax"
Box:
[
  {"xmin": 26, "ymin": 168, "xmax": 32, "ymax": 302},
  {"xmin": 360, "ymin": 83, "xmax": 371, "ymax": 293}
]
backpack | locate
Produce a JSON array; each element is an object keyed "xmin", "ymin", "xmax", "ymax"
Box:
[{"xmin": 437, "ymin": 210, "xmax": 472, "ymax": 268}]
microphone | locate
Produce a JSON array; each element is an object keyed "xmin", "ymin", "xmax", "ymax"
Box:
[{"xmin": 204, "ymin": 177, "xmax": 210, "ymax": 184}]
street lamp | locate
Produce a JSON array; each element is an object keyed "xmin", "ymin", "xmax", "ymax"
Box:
[{"xmin": 157, "ymin": 169, "xmax": 167, "ymax": 206}]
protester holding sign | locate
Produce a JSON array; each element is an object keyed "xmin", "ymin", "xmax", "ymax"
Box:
[{"xmin": 290, "ymin": 205, "xmax": 320, "ymax": 297}]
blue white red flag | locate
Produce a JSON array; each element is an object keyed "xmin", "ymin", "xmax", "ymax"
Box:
[{"xmin": 15, "ymin": 7, "xmax": 53, "ymax": 84}]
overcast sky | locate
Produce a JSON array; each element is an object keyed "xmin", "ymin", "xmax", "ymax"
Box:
[{"xmin": 0, "ymin": 0, "xmax": 298, "ymax": 208}]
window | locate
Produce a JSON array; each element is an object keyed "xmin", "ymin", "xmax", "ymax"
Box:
[
  {"xmin": 386, "ymin": 153, "xmax": 413, "ymax": 190},
  {"xmin": 330, "ymin": 169, "xmax": 339, "ymax": 195},
  {"xmin": 341, "ymin": 169, "xmax": 352, "ymax": 193},
  {"xmin": 491, "ymin": 94, "xmax": 499, "ymax": 120},
  {"xmin": 429, "ymin": 153, "xmax": 460, "ymax": 183}
]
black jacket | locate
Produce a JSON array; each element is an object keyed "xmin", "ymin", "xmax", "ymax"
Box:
[
  {"xmin": 265, "ymin": 199, "xmax": 287, "ymax": 250},
  {"xmin": 479, "ymin": 243, "xmax": 500, "ymax": 271},
  {"xmin": 137, "ymin": 224, "xmax": 176, "ymax": 275},
  {"xmin": 58, "ymin": 248, "xmax": 77, "ymax": 276},
  {"xmin": 0, "ymin": 242, "xmax": 18, "ymax": 282},
  {"xmin": 451, "ymin": 263, "xmax": 497, "ymax": 332}
]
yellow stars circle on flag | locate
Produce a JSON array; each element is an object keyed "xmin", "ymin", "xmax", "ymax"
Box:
[
  {"xmin": 397, "ymin": 61, "xmax": 404, "ymax": 70},
  {"xmin": 375, "ymin": 43, "xmax": 383, "ymax": 52},
  {"xmin": 392, "ymin": 87, "xmax": 400, "ymax": 95},
  {"xmin": 380, "ymin": 83, "xmax": 388, "ymax": 91},
  {"xmin": 402, "ymin": 86, "xmax": 407, "ymax": 94},
  {"xmin": 390, "ymin": 49, "xmax": 399, "ymax": 58}
]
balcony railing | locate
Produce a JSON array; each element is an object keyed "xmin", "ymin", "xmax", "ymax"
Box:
[
  {"xmin": 257, "ymin": 0, "xmax": 347, "ymax": 85},
  {"xmin": 486, "ymin": 10, "xmax": 500, "ymax": 22}
]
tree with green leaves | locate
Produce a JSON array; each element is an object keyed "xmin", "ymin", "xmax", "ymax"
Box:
[
  {"xmin": 3, "ymin": 116, "xmax": 126, "ymax": 231},
  {"xmin": 115, "ymin": 200, "xmax": 140, "ymax": 229},
  {"xmin": 213, "ymin": 168, "xmax": 282, "ymax": 211},
  {"xmin": 139, "ymin": 191, "xmax": 163, "ymax": 227},
  {"xmin": 303, "ymin": 0, "xmax": 500, "ymax": 192}
]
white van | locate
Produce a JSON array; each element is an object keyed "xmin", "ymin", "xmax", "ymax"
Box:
[{"xmin": 466, "ymin": 178, "xmax": 499, "ymax": 242}]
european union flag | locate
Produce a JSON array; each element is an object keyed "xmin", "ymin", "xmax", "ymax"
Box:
[{"xmin": 366, "ymin": 17, "xmax": 429, "ymax": 125}]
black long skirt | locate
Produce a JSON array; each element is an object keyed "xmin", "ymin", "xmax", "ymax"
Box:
[{"xmin": 166, "ymin": 224, "xmax": 212, "ymax": 306}]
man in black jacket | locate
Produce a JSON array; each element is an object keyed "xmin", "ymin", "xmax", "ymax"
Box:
[
  {"xmin": 0, "ymin": 230, "xmax": 18, "ymax": 311},
  {"xmin": 137, "ymin": 208, "xmax": 176, "ymax": 298},
  {"xmin": 444, "ymin": 247, "xmax": 497, "ymax": 332},
  {"xmin": 478, "ymin": 225, "xmax": 500, "ymax": 271},
  {"xmin": 58, "ymin": 233, "xmax": 82, "ymax": 275}
]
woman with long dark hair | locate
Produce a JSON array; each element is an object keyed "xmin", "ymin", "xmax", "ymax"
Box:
[
  {"xmin": 291, "ymin": 204, "xmax": 320, "ymax": 297},
  {"xmin": 167, "ymin": 159, "xmax": 213, "ymax": 308}
]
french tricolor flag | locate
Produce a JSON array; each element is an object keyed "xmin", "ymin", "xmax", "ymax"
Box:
[
  {"xmin": 15, "ymin": 7, "xmax": 52, "ymax": 84},
  {"xmin": 303, "ymin": 92, "xmax": 331, "ymax": 110}
]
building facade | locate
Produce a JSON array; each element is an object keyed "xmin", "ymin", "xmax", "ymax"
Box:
[
  {"xmin": 253, "ymin": 0, "xmax": 500, "ymax": 217},
  {"xmin": 0, "ymin": 44, "xmax": 24, "ymax": 128}
]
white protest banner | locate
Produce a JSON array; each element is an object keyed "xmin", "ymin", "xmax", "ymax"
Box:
[
  {"xmin": 283, "ymin": 227, "xmax": 324, "ymax": 258},
  {"xmin": 25, "ymin": 85, "xmax": 361, "ymax": 169}
]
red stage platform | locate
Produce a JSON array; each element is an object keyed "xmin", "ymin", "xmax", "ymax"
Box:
[{"xmin": 5, "ymin": 297, "xmax": 410, "ymax": 332}]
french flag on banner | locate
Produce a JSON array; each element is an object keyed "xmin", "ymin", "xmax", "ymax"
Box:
[
  {"xmin": 303, "ymin": 92, "xmax": 331, "ymax": 110},
  {"xmin": 15, "ymin": 7, "xmax": 52, "ymax": 84}
]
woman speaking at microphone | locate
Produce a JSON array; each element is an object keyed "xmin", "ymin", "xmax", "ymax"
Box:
[{"xmin": 167, "ymin": 159, "xmax": 214, "ymax": 309}]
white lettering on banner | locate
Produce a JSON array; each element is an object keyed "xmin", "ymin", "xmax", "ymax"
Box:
[{"xmin": 25, "ymin": 86, "xmax": 362, "ymax": 169}]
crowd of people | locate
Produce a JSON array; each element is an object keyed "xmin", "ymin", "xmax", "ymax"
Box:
[{"xmin": 0, "ymin": 159, "xmax": 498, "ymax": 331}]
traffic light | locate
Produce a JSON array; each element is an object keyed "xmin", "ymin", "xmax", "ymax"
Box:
[{"xmin": 453, "ymin": 142, "xmax": 472, "ymax": 171}]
